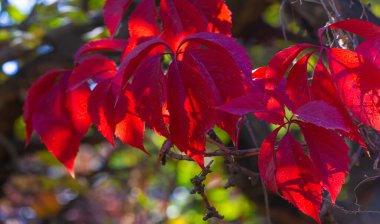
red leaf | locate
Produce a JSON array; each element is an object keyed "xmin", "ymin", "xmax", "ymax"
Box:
[
  {"xmin": 254, "ymin": 94, "xmax": 285, "ymax": 125},
  {"xmin": 129, "ymin": 0, "xmax": 159, "ymax": 39},
  {"xmin": 88, "ymin": 81, "xmax": 115, "ymax": 145},
  {"xmin": 295, "ymin": 100, "xmax": 346, "ymax": 131},
  {"xmin": 218, "ymin": 92, "xmax": 268, "ymax": 115},
  {"xmin": 265, "ymin": 44, "xmax": 312, "ymax": 89},
  {"xmin": 167, "ymin": 57, "xmax": 220, "ymax": 166},
  {"xmin": 74, "ymin": 39, "xmax": 127, "ymax": 61},
  {"xmin": 328, "ymin": 19, "xmax": 380, "ymax": 68},
  {"xmin": 219, "ymin": 75, "xmax": 285, "ymax": 125},
  {"xmin": 252, "ymin": 66, "xmax": 268, "ymax": 79},
  {"xmin": 159, "ymin": 0, "xmax": 207, "ymax": 50},
  {"xmin": 328, "ymin": 19, "xmax": 380, "ymax": 40},
  {"xmin": 356, "ymin": 38, "xmax": 380, "ymax": 66},
  {"xmin": 24, "ymin": 70, "xmax": 67, "ymax": 143},
  {"xmin": 185, "ymin": 48, "xmax": 252, "ymax": 141},
  {"xmin": 285, "ymin": 53, "xmax": 313, "ymax": 110},
  {"xmin": 259, "ymin": 127, "xmax": 281, "ymax": 193},
  {"xmin": 185, "ymin": 48, "xmax": 252, "ymax": 101},
  {"xmin": 132, "ymin": 55, "xmax": 169, "ymax": 137},
  {"xmin": 115, "ymin": 86, "xmax": 147, "ymax": 152},
  {"xmin": 191, "ymin": 0, "xmax": 232, "ymax": 36},
  {"xmin": 103, "ymin": 0, "xmax": 132, "ymax": 37},
  {"xmin": 70, "ymin": 55, "xmax": 116, "ymax": 89},
  {"xmin": 252, "ymin": 67, "xmax": 286, "ymax": 125},
  {"xmin": 24, "ymin": 70, "xmax": 91, "ymax": 176},
  {"xmin": 118, "ymin": 38, "xmax": 167, "ymax": 86},
  {"xmin": 328, "ymin": 48, "xmax": 380, "ymax": 131},
  {"xmin": 276, "ymin": 132, "xmax": 322, "ymax": 223},
  {"xmin": 311, "ymin": 60, "xmax": 365, "ymax": 147},
  {"xmin": 88, "ymin": 79, "xmax": 147, "ymax": 152},
  {"xmin": 181, "ymin": 32, "xmax": 253, "ymax": 77},
  {"xmin": 300, "ymin": 123, "xmax": 349, "ymax": 203}
]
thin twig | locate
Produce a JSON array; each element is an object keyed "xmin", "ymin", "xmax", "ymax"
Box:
[
  {"xmin": 280, "ymin": 0, "xmax": 288, "ymax": 42},
  {"xmin": 190, "ymin": 161, "xmax": 224, "ymax": 221},
  {"xmin": 323, "ymin": 196, "xmax": 380, "ymax": 215},
  {"xmin": 244, "ymin": 116, "xmax": 259, "ymax": 147},
  {"xmin": 261, "ymin": 179, "xmax": 272, "ymax": 224},
  {"xmin": 354, "ymin": 175, "xmax": 380, "ymax": 206}
]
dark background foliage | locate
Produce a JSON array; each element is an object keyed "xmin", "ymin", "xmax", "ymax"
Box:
[{"xmin": 1, "ymin": 0, "xmax": 380, "ymax": 223}]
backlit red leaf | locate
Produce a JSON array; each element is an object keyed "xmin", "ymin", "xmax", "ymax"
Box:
[
  {"xmin": 185, "ymin": 48, "xmax": 252, "ymax": 141},
  {"xmin": 132, "ymin": 55, "xmax": 169, "ymax": 137},
  {"xmin": 259, "ymin": 127, "xmax": 281, "ymax": 193},
  {"xmin": 311, "ymin": 60, "xmax": 365, "ymax": 146},
  {"xmin": 114, "ymin": 86, "xmax": 147, "ymax": 152},
  {"xmin": 129, "ymin": 0, "xmax": 159, "ymax": 39},
  {"xmin": 328, "ymin": 19, "xmax": 380, "ymax": 39},
  {"xmin": 265, "ymin": 44, "xmax": 313, "ymax": 89},
  {"xmin": 355, "ymin": 38, "xmax": 380, "ymax": 67},
  {"xmin": 88, "ymin": 81, "xmax": 115, "ymax": 145},
  {"xmin": 276, "ymin": 132, "xmax": 322, "ymax": 223},
  {"xmin": 70, "ymin": 55, "xmax": 116, "ymax": 89},
  {"xmin": 167, "ymin": 57, "xmax": 220, "ymax": 166},
  {"xmin": 328, "ymin": 48, "xmax": 380, "ymax": 131},
  {"xmin": 103, "ymin": 0, "xmax": 132, "ymax": 37},
  {"xmin": 191, "ymin": 0, "xmax": 232, "ymax": 36},
  {"xmin": 218, "ymin": 92, "xmax": 268, "ymax": 115},
  {"xmin": 74, "ymin": 39, "xmax": 127, "ymax": 61},
  {"xmin": 181, "ymin": 32, "xmax": 253, "ymax": 76},
  {"xmin": 24, "ymin": 70, "xmax": 91, "ymax": 176},
  {"xmin": 295, "ymin": 100, "xmax": 346, "ymax": 131},
  {"xmin": 285, "ymin": 53, "xmax": 313, "ymax": 110},
  {"xmin": 118, "ymin": 38, "xmax": 167, "ymax": 85},
  {"xmin": 327, "ymin": 19, "xmax": 380, "ymax": 67},
  {"xmin": 160, "ymin": 0, "xmax": 207, "ymax": 50},
  {"xmin": 301, "ymin": 123, "xmax": 349, "ymax": 203}
]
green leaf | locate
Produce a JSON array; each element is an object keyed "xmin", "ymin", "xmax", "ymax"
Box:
[{"xmin": 8, "ymin": 5, "xmax": 26, "ymax": 23}]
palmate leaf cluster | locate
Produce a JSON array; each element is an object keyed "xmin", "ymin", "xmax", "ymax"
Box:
[{"xmin": 23, "ymin": 0, "xmax": 380, "ymax": 222}]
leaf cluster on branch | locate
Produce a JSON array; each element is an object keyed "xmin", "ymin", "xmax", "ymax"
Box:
[{"xmin": 23, "ymin": 0, "xmax": 380, "ymax": 223}]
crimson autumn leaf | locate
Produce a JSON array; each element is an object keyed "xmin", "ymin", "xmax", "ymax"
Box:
[
  {"xmin": 25, "ymin": 0, "xmax": 252, "ymax": 172},
  {"xmin": 285, "ymin": 52, "xmax": 313, "ymax": 110},
  {"xmin": 103, "ymin": 0, "xmax": 132, "ymax": 37},
  {"xmin": 261, "ymin": 44, "xmax": 312, "ymax": 90},
  {"xmin": 23, "ymin": 70, "xmax": 91, "ymax": 177},
  {"xmin": 128, "ymin": 0, "xmax": 160, "ymax": 39},
  {"xmin": 327, "ymin": 19, "xmax": 380, "ymax": 68},
  {"xmin": 327, "ymin": 48, "xmax": 380, "ymax": 131},
  {"xmin": 300, "ymin": 123, "xmax": 349, "ymax": 203},
  {"xmin": 294, "ymin": 100, "xmax": 346, "ymax": 131},
  {"xmin": 22, "ymin": 1, "xmax": 380, "ymax": 222},
  {"xmin": 131, "ymin": 55, "xmax": 169, "ymax": 138},
  {"xmin": 117, "ymin": 30, "xmax": 254, "ymax": 165},
  {"xmin": 114, "ymin": 5, "xmax": 252, "ymax": 164},
  {"xmin": 275, "ymin": 132, "xmax": 322, "ymax": 223},
  {"xmin": 258, "ymin": 127, "xmax": 281, "ymax": 193},
  {"xmin": 74, "ymin": 38, "xmax": 127, "ymax": 61},
  {"xmin": 223, "ymin": 19, "xmax": 380, "ymax": 223},
  {"xmin": 311, "ymin": 60, "xmax": 365, "ymax": 147},
  {"xmin": 70, "ymin": 54, "xmax": 117, "ymax": 89},
  {"xmin": 70, "ymin": 54, "xmax": 147, "ymax": 153},
  {"xmin": 191, "ymin": 0, "xmax": 232, "ymax": 36}
]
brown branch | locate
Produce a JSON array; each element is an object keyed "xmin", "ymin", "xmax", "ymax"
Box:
[{"xmin": 190, "ymin": 160, "xmax": 224, "ymax": 221}]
